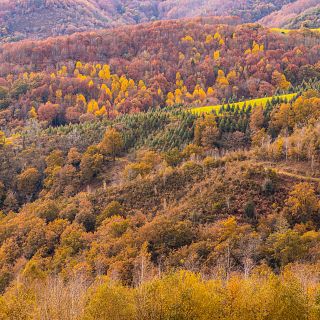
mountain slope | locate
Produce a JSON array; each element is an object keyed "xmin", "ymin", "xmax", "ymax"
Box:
[
  {"xmin": 284, "ymin": 5, "xmax": 320, "ymax": 28},
  {"xmin": 158, "ymin": 0, "xmax": 295, "ymax": 21},
  {"xmin": 259, "ymin": 0, "xmax": 320, "ymax": 27},
  {"xmin": 0, "ymin": 0, "xmax": 299, "ymax": 42},
  {"xmin": 1, "ymin": 17, "xmax": 319, "ymax": 130},
  {"xmin": 0, "ymin": 0, "xmax": 111, "ymax": 41}
]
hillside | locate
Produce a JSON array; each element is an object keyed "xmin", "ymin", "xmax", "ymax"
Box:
[
  {"xmin": 0, "ymin": 82, "xmax": 320, "ymax": 317},
  {"xmin": 259, "ymin": 0, "xmax": 320, "ymax": 27},
  {"xmin": 0, "ymin": 0, "xmax": 112, "ymax": 42},
  {"xmin": 0, "ymin": 7, "xmax": 320, "ymax": 319},
  {"xmin": 284, "ymin": 6, "xmax": 320, "ymax": 28},
  {"xmin": 0, "ymin": 0, "xmax": 302, "ymax": 42},
  {"xmin": 0, "ymin": 19, "xmax": 319, "ymax": 131}
]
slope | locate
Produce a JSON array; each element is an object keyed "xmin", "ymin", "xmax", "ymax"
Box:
[
  {"xmin": 0, "ymin": 0, "xmax": 297, "ymax": 42},
  {"xmin": 284, "ymin": 6, "xmax": 320, "ymax": 28},
  {"xmin": 259, "ymin": 0, "xmax": 320, "ymax": 28}
]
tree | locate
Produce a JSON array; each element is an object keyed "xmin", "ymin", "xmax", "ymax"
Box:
[
  {"xmin": 213, "ymin": 50, "xmax": 220, "ymax": 60},
  {"xmin": 201, "ymin": 126, "xmax": 220, "ymax": 149},
  {"xmin": 34, "ymin": 199, "xmax": 59, "ymax": 223},
  {"xmin": 83, "ymin": 280, "xmax": 136, "ymax": 320},
  {"xmin": 67, "ymin": 148, "xmax": 81, "ymax": 167},
  {"xmin": 164, "ymin": 148, "xmax": 183, "ymax": 167},
  {"xmin": 244, "ymin": 200, "xmax": 256, "ymax": 219},
  {"xmin": 100, "ymin": 127, "xmax": 124, "ymax": 161},
  {"xmin": 0, "ymin": 282, "xmax": 37, "ymax": 319},
  {"xmin": 16, "ymin": 168, "xmax": 41, "ymax": 199},
  {"xmin": 0, "ymin": 86, "xmax": 8, "ymax": 100},
  {"xmin": 194, "ymin": 114, "xmax": 219, "ymax": 148},
  {"xmin": 182, "ymin": 144, "xmax": 204, "ymax": 159},
  {"xmin": 75, "ymin": 194, "xmax": 96, "ymax": 232},
  {"xmin": 284, "ymin": 183, "xmax": 320, "ymax": 223},
  {"xmin": 3, "ymin": 190, "xmax": 18, "ymax": 212},
  {"xmin": 137, "ymin": 150, "xmax": 161, "ymax": 168},
  {"xmin": 87, "ymin": 99, "xmax": 99, "ymax": 114},
  {"xmin": 266, "ymin": 229, "xmax": 305, "ymax": 267},
  {"xmin": 0, "ymin": 131, "xmax": 5, "ymax": 148},
  {"xmin": 0, "ymin": 181, "xmax": 5, "ymax": 206},
  {"xmin": 38, "ymin": 102, "xmax": 61, "ymax": 126},
  {"xmin": 216, "ymin": 70, "xmax": 229, "ymax": 86},
  {"xmin": 80, "ymin": 146, "xmax": 104, "ymax": 182},
  {"xmin": 270, "ymin": 103, "xmax": 293, "ymax": 134},
  {"xmin": 250, "ymin": 105, "xmax": 264, "ymax": 133},
  {"xmin": 251, "ymin": 128, "xmax": 269, "ymax": 149},
  {"xmin": 97, "ymin": 201, "xmax": 124, "ymax": 226},
  {"xmin": 272, "ymin": 71, "xmax": 291, "ymax": 90},
  {"xmin": 28, "ymin": 107, "xmax": 38, "ymax": 119},
  {"xmin": 59, "ymin": 223, "xmax": 87, "ymax": 256},
  {"xmin": 45, "ymin": 150, "xmax": 64, "ymax": 169},
  {"xmin": 292, "ymin": 93, "xmax": 320, "ymax": 127},
  {"xmin": 124, "ymin": 162, "xmax": 152, "ymax": 181}
]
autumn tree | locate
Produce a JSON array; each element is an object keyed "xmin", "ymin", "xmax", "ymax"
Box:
[
  {"xmin": 250, "ymin": 105, "xmax": 265, "ymax": 133},
  {"xmin": 100, "ymin": 127, "xmax": 124, "ymax": 161},
  {"xmin": 272, "ymin": 70, "xmax": 291, "ymax": 90},
  {"xmin": 34, "ymin": 199, "xmax": 59, "ymax": 223},
  {"xmin": 16, "ymin": 168, "xmax": 41, "ymax": 200},
  {"xmin": 83, "ymin": 280, "xmax": 136, "ymax": 320},
  {"xmin": 67, "ymin": 148, "xmax": 81, "ymax": 168},
  {"xmin": 194, "ymin": 114, "xmax": 219, "ymax": 148},
  {"xmin": 164, "ymin": 148, "xmax": 183, "ymax": 167},
  {"xmin": 284, "ymin": 183, "xmax": 320, "ymax": 223},
  {"xmin": 38, "ymin": 102, "xmax": 61, "ymax": 126},
  {"xmin": 80, "ymin": 146, "xmax": 104, "ymax": 182},
  {"xmin": 0, "ymin": 131, "xmax": 5, "ymax": 149},
  {"xmin": 97, "ymin": 201, "xmax": 124, "ymax": 226}
]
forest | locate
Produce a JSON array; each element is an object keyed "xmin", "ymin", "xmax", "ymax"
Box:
[
  {"xmin": 0, "ymin": 14, "xmax": 319, "ymax": 320},
  {"xmin": 0, "ymin": 19, "xmax": 319, "ymax": 130},
  {"xmin": 0, "ymin": 0, "xmax": 318, "ymax": 42}
]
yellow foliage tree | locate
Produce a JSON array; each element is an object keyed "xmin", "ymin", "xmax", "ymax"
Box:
[
  {"xmin": 28, "ymin": 106, "xmax": 38, "ymax": 119},
  {"xmin": 100, "ymin": 127, "xmax": 124, "ymax": 161},
  {"xmin": 205, "ymin": 34, "xmax": 214, "ymax": 44},
  {"xmin": 272, "ymin": 70, "xmax": 291, "ymax": 90},
  {"xmin": 227, "ymin": 70, "xmax": 237, "ymax": 83},
  {"xmin": 214, "ymin": 32, "xmax": 221, "ymax": 40},
  {"xmin": 76, "ymin": 61, "xmax": 83, "ymax": 69},
  {"xmin": 99, "ymin": 64, "xmax": 111, "ymax": 81},
  {"xmin": 95, "ymin": 106, "xmax": 107, "ymax": 117},
  {"xmin": 207, "ymin": 87, "xmax": 215, "ymax": 97},
  {"xmin": 166, "ymin": 92, "xmax": 175, "ymax": 106},
  {"xmin": 213, "ymin": 50, "xmax": 220, "ymax": 61},
  {"xmin": 216, "ymin": 70, "xmax": 229, "ymax": 86},
  {"xmin": 0, "ymin": 131, "xmax": 5, "ymax": 148},
  {"xmin": 87, "ymin": 99, "xmax": 99, "ymax": 114},
  {"xmin": 181, "ymin": 35, "xmax": 194, "ymax": 43}
]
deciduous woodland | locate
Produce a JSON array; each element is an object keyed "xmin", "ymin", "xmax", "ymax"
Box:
[
  {"xmin": 1, "ymin": 0, "xmax": 315, "ymax": 41},
  {"xmin": 0, "ymin": 19, "xmax": 319, "ymax": 129},
  {"xmin": 0, "ymin": 15, "xmax": 319, "ymax": 320}
]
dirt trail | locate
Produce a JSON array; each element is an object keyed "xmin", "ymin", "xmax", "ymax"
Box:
[
  {"xmin": 271, "ymin": 168, "xmax": 320, "ymax": 183},
  {"xmin": 259, "ymin": 161, "xmax": 320, "ymax": 183}
]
